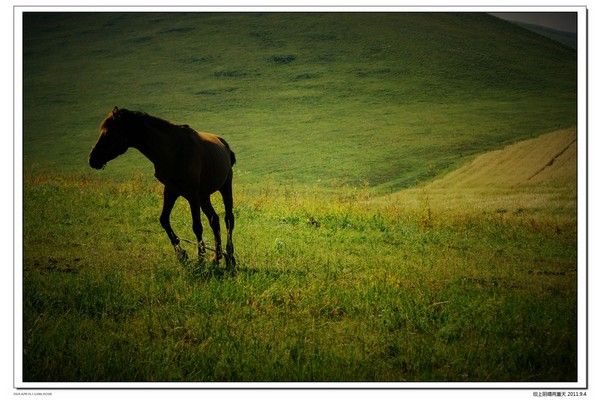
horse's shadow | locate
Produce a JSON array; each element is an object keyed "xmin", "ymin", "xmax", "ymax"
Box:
[
  {"xmin": 178, "ymin": 258, "xmax": 233, "ymax": 281},
  {"xmin": 177, "ymin": 257, "xmax": 308, "ymax": 282}
]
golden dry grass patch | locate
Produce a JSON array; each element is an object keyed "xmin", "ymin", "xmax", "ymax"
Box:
[{"xmin": 381, "ymin": 127, "xmax": 577, "ymax": 220}]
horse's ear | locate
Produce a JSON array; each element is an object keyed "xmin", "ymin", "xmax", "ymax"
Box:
[{"xmin": 112, "ymin": 106, "xmax": 119, "ymax": 117}]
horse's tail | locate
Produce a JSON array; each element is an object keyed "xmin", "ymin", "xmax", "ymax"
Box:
[
  {"xmin": 229, "ymin": 149, "xmax": 237, "ymax": 166},
  {"xmin": 218, "ymin": 137, "xmax": 236, "ymax": 166}
]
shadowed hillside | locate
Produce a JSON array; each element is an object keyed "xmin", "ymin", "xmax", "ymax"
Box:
[{"xmin": 514, "ymin": 22, "xmax": 577, "ymax": 49}]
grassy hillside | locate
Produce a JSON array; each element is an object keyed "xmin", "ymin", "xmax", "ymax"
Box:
[
  {"xmin": 23, "ymin": 12, "xmax": 576, "ymax": 190},
  {"xmin": 385, "ymin": 127, "xmax": 577, "ymax": 219}
]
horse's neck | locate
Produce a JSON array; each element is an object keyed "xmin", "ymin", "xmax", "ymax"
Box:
[{"xmin": 129, "ymin": 117, "xmax": 179, "ymax": 168}]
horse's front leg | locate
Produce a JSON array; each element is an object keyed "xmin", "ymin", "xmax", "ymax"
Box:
[{"xmin": 160, "ymin": 186, "xmax": 187, "ymax": 262}]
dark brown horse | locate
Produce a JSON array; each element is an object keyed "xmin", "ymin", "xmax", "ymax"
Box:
[{"xmin": 89, "ymin": 107, "xmax": 236, "ymax": 269}]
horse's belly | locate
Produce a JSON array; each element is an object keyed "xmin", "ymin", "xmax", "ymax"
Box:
[{"xmin": 198, "ymin": 165, "xmax": 229, "ymax": 194}]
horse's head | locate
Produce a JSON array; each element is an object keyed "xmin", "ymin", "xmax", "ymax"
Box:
[{"xmin": 89, "ymin": 107, "xmax": 130, "ymax": 169}]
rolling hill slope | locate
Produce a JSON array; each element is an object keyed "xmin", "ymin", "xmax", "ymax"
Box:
[{"xmin": 23, "ymin": 12, "xmax": 577, "ymax": 190}]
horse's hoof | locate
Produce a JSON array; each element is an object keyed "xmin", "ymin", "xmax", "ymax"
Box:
[
  {"xmin": 197, "ymin": 249, "xmax": 206, "ymax": 264},
  {"xmin": 198, "ymin": 242, "xmax": 206, "ymax": 259},
  {"xmin": 225, "ymin": 254, "xmax": 236, "ymax": 270},
  {"xmin": 177, "ymin": 252, "xmax": 188, "ymax": 263},
  {"xmin": 174, "ymin": 245, "xmax": 188, "ymax": 263}
]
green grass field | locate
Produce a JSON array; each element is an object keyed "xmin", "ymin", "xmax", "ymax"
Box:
[{"xmin": 22, "ymin": 12, "xmax": 578, "ymax": 382}]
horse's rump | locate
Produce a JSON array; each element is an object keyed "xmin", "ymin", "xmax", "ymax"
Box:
[{"xmin": 217, "ymin": 137, "xmax": 236, "ymax": 166}]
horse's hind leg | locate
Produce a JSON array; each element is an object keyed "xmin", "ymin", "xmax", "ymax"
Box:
[
  {"xmin": 188, "ymin": 197, "xmax": 206, "ymax": 262},
  {"xmin": 200, "ymin": 196, "xmax": 223, "ymax": 264},
  {"xmin": 220, "ymin": 175, "xmax": 236, "ymax": 270},
  {"xmin": 160, "ymin": 186, "xmax": 187, "ymax": 262}
]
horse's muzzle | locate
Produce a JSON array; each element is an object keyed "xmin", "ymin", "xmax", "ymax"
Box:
[{"xmin": 89, "ymin": 157, "xmax": 105, "ymax": 170}]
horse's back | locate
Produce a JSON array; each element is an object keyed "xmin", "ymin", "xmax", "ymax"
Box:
[{"xmin": 193, "ymin": 131, "xmax": 232, "ymax": 167}]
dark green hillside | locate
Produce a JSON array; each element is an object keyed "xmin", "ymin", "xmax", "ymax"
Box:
[{"xmin": 23, "ymin": 12, "xmax": 576, "ymax": 190}]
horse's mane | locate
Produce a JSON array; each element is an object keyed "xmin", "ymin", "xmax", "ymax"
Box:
[
  {"xmin": 126, "ymin": 110, "xmax": 180, "ymax": 130},
  {"xmin": 104, "ymin": 109, "xmax": 186, "ymax": 134}
]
